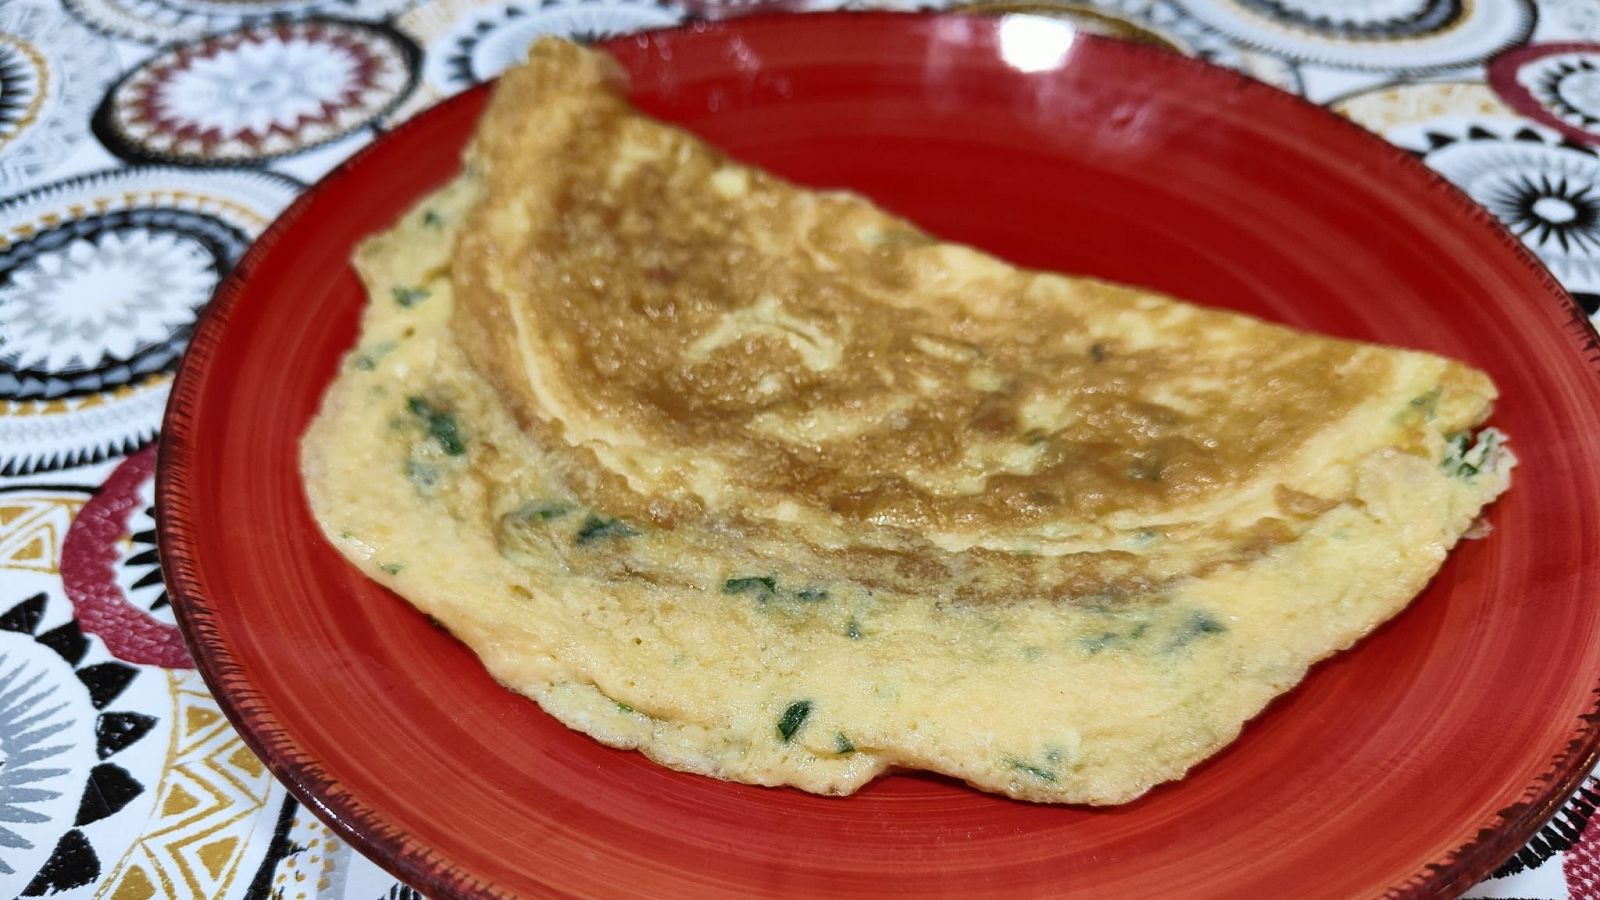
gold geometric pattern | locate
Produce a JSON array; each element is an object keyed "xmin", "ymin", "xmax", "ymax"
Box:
[
  {"xmin": 0, "ymin": 377, "xmax": 167, "ymax": 418},
  {"xmin": 1332, "ymin": 83, "xmax": 1517, "ymax": 137},
  {"xmin": 97, "ymin": 671, "xmax": 278, "ymax": 900},
  {"xmin": 272, "ymin": 807, "xmax": 346, "ymax": 900},
  {"xmin": 0, "ymin": 494, "xmax": 86, "ymax": 573}
]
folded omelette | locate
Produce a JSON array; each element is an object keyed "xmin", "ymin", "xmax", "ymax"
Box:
[{"xmin": 301, "ymin": 38, "xmax": 1513, "ymax": 804}]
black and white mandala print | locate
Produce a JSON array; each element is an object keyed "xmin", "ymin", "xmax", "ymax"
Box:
[
  {"xmin": 0, "ymin": 1, "xmax": 119, "ymax": 192},
  {"xmin": 1534, "ymin": 0, "xmax": 1600, "ymax": 43},
  {"xmin": 1025, "ymin": 0, "xmax": 1306, "ymax": 93},
  {"xmin": 0, "ymin": 593, "xmax": 159, "ymax": 897},
  {"xmin": 903, "ymin": 0, "xmax": 1304, "ymax": 90},
  {"xmin": 1489, "ymin": 43, "xmax": 1600, "ymax": 147},
  {"xmin": 93, "ymin": 19, "xmax": 420, "ymax": 167},
  {"xmin": 405, "ymin": 0, "xmax": 684, "ymax": 97},
  {"xmin": 62, "ymin": 0, "xmax": 422, "ymax": 45},
  {"xmin": 1399, "ymin": 120, "xmax": 1600, "ymax": 305},
  {"xmin": 1175, "ymin": 0, "xmax": 1536, "ymax": 73},
  {"xmin": 0, "ymin": 166, "xmax": 299, "ymax": 476}
]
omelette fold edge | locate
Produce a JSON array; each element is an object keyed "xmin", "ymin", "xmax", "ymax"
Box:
[{"xmin": 301, "ymin": 39, "xmax": 1513, "ymax": 805}]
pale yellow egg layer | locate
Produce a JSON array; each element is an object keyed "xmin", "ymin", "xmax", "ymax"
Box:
[{"xmin": 302, "ymin": 155, "xmax": 1510, "ymax": 803}]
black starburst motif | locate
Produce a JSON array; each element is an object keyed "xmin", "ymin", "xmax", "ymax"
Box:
[
  {"xmin": 442, "ymin": 0, "xmax": 682, "ymax": 89},
  {"xmin": 1481, "ymin": 172, "xmax": 1600, "ymax": 255},
  {"xmin": 122, "ymin": 504, "xmax": 168, "ymax": 614},
  {"xmin": 1237, "ymin": 0, "xmax": 1464, "ymax": 40},
  {"xmin": 0, "ymin": 593, "xmax": 155, "ymax": 894},
  {"xmin": 0, "ymin": 43, "xmax": 35, "ymax": 142},
  {"xmin": 1535, "ymin": 57, "xmax": 1600, "ymax": 130}
]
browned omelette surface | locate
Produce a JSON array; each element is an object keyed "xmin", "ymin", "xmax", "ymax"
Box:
[
  {"xmin": 454, "ymin": 40, "xmax": 1495, "ymax": 603},
  {"xmin": 302, "ymin": 38, "xmax": 1513, "ymax": 804}
]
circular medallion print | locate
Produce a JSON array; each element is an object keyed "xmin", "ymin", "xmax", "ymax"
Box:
[
  {"xmin": 0, "ymin": 628, "xmax": 98, "ymax": 885},
  {"xmin": 94, "ymin": 19, "xmax": 420, "ymax": 166},
  {"xmin": 1178, "ymin": 0, "xmax": 1535, "ymax": 72},
  {"xmin": 1407, "ymin": 121, "xmax": 1600, "ymax": 294},
  {"xmin": 1332, "ymin": 80, "xmax": 1600, "ymax": 315},
  {"xmin": 0, "ymin": 2, "xmax": 118, "ymax": 190},
  {"xmin": 0, "ymin": 213, "xmax": 243, "ymax": 399},
  {"xmin": 407, "ymin": 0, "xmax": 683, "ymax": 96},
  {"xmin": 953, "ymin": 0, "xmax": 1303, "ymax": 93},
  {"xmin": 0, "ymin": 590, "xmax": 158, "ymax": 896},
  {"xmin": 0, "ymin": 38, "xmax": 45, "ymax": 150},
  {"xmin": 0, "ymin": 166, "xmax": 299, "ymax": 475},
  {"xmin": 1489, "ymin": 43, "xmax": 1600, "ymax": 146},
  {"xmin": 62, "ymin": 0, "xmax": 421, "ymax": 44}
]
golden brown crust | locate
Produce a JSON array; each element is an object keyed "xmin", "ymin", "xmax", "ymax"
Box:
[{"xmin": 450, "ymin": 39, "xmax": 1499, "ymax": 605}]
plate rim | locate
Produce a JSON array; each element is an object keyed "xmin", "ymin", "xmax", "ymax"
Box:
[{"xmin": 155, "ymin": 11, "xmax": 1600, "ymax": 898}]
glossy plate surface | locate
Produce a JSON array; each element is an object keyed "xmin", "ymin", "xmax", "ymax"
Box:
[{"xmin": 159, "ymin": 13, "xmax": 1600, "ymax": 898}]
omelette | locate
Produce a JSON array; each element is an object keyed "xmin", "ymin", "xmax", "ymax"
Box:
[{"xmin": 300, "ymin": 38, "xmax": 1513, "ymax": 804}]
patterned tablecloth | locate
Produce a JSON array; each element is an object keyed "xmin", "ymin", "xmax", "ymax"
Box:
[{"xmin": 2, "ymin": 0, "xmax": 1600, "ymax": 896}]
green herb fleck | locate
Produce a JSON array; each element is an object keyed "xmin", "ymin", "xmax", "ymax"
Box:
[
  {"xmin": 1441, "ymin": 430, "xmax": 1502, "ymax": 480},
  {"xmin": 378, "ymin": 563, "xmax": 403, "ymax": 575},
  {"xmin": 406, "ymin": 459, "xmax": 439, "ymax": 491},
  {"xmin": 509, "ymin": 500, "xmax": 570, "ymax": 522},
  {"xmin": 1394, "ymin": 388, "xmax": 1443, "ymax": 425},
  {"xmin": 1165, "ymin": 610, "xmax": 1228, "ymax": 651},
  {"xmin": 393, "ymin": 286, "xmax": 431, "ymax": 308},
  {"xmin": 615, "ymin": 701, "xmax": 634, "ymax": 714},
  {"xmin": 723, "ymin": 576, "xmax": 778, "ymax": 601},
  {"xmin": 575, "ymin": 515, "xmax": 639, "ymax": 545},
  {"xmin": 845, "ymin": 617, "xmax": 864, "ymax": 640},
  {"xmin": 794, "ymin": 587, "xmax": 830, "ymax": 602},
  {"xmin": 1006, "ymin": 757, "xmax": 1058, "ymax": 783},
  {"xmin": 408, "ymin": 396, "xmax": 465, "ymax": 456},
  {"xmin": 834, "ymin": 733, "xmax": 856, "ymax": 754},
  {"xmin": 421, "ymin": 209, "xmax": 445, "ymax": 228},
  {"xmin": 1082, "ymin": 621, "xmax": 1149, "ymax": 655},
  {"xmin": 1083, "ymin": 631, "xmax": 1119, "ymax": 654},
  {"xmin": 351, "ymin": 341, "xmax": 396, "ymax": 371},
  {"xmin": 1409, "ymin": 387, "xmax": 1441, "ymax": 420},
  {"xmin": 777, "ymin": 700, "xmax": 811, "ymax": 742}
]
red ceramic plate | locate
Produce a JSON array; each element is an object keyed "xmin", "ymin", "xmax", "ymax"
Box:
[{"xmin": 159, "ymin": 12, "xmax": 1600, "ymax": 898}]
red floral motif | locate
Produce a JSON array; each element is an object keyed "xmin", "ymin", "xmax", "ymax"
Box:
[
  {"xmin": 94, "ymin": 18, "xmax": 419, "ymax": 164},
  {"xmin": 126, "ymin": 24, "xmax": 385, "ymax": 153}
]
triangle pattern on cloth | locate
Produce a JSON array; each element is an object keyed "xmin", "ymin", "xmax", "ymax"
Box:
[{"xmin": 0, "ymin": 496, "xmax": 84, "ymax": 573}]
